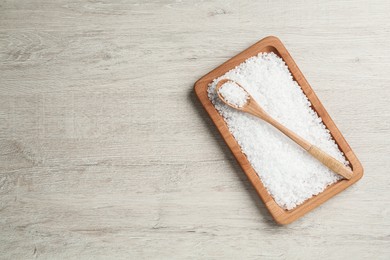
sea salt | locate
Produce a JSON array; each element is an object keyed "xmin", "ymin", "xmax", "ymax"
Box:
[
  {"xmin": 208, "ymin": 52, "xmax": 349, "ymax": 210},
  {"xmin": 218, "ymin": 81, "xmax": 249, "ymax": 108}
]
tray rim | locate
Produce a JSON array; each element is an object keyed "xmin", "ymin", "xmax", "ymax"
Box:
[{"xmin": 194, "ymin": 36, "xmax": 363, "ymax": 225}]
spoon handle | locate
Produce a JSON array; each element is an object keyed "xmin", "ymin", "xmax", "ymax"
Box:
[
  {"xmin": 264, "ymin": 116, "xmax": 353, "ymax": 180},
  {"xmin": 307, "ymin": 146, "xmax": 353, "ymax": 179}
]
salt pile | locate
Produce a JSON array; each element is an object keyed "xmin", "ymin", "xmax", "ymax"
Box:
[
  {"xmin": 208, "ymin": 52, "xmax": 349, "ymax": 210},
  {"xmin": 218, "ymin": 81, "xmax": 249, "ymax": 108}
]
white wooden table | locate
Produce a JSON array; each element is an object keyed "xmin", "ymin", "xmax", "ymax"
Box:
[{"xmin": 1, "ymin": 1, "xmax": 389, "ymax": 259}]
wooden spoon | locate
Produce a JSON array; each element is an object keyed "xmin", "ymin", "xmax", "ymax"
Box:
[{"xmin": 216, "ymin": 79, "xmax": 353, "ymax": 180}]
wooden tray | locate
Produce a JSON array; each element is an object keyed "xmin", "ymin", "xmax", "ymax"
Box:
[{"xmin": 194, "ymin": 36, "xmax": 363, "ymax": 225}]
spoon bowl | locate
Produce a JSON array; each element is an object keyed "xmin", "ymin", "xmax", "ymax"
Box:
[
  {"xmin": 216, "ymin": 79, "xmax": 271, "ymax": 121},
  {"xmin": 216, "ymin": 79, "xmax": 250, "ymax": 109}
]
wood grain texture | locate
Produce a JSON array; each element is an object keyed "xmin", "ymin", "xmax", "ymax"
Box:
[{"xmin": 0, "ymin": 0, "xmax": 389, "ymax": 259}]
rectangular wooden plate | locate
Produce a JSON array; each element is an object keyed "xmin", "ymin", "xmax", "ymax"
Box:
[{"xmin": 194, "ymin": 36, "xmax": 363, "ymax": 225}]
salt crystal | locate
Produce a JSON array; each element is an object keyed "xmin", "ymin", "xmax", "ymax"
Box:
[
  {"xmin": 218, "ymin": 81, "xmax": 249, "ymax": 108},
  {"xmin": 208, "ymin": 52, "xmax": 349, "ymax": 210}
]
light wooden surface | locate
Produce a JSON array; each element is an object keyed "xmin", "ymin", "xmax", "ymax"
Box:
[
  {"xmin": 0, "ymin": 0, "xmax": 389, "ymax": 259},
  {"xmin": 197, "ymin": 38, "xmax": 361, "ymax": 224}
]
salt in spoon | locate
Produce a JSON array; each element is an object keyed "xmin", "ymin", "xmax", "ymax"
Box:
[{"xmin": 216, "ymin": 79, "xmax": 353, "ymax": 180}]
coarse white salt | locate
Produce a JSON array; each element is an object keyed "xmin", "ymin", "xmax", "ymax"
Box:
[
  {"xmin": 208, "ymin": 52, "xmax": 349, "ymax": 210},
  {"xmin": 218, "ymin": 81, "xmax": 249, "ymax": 108}
]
